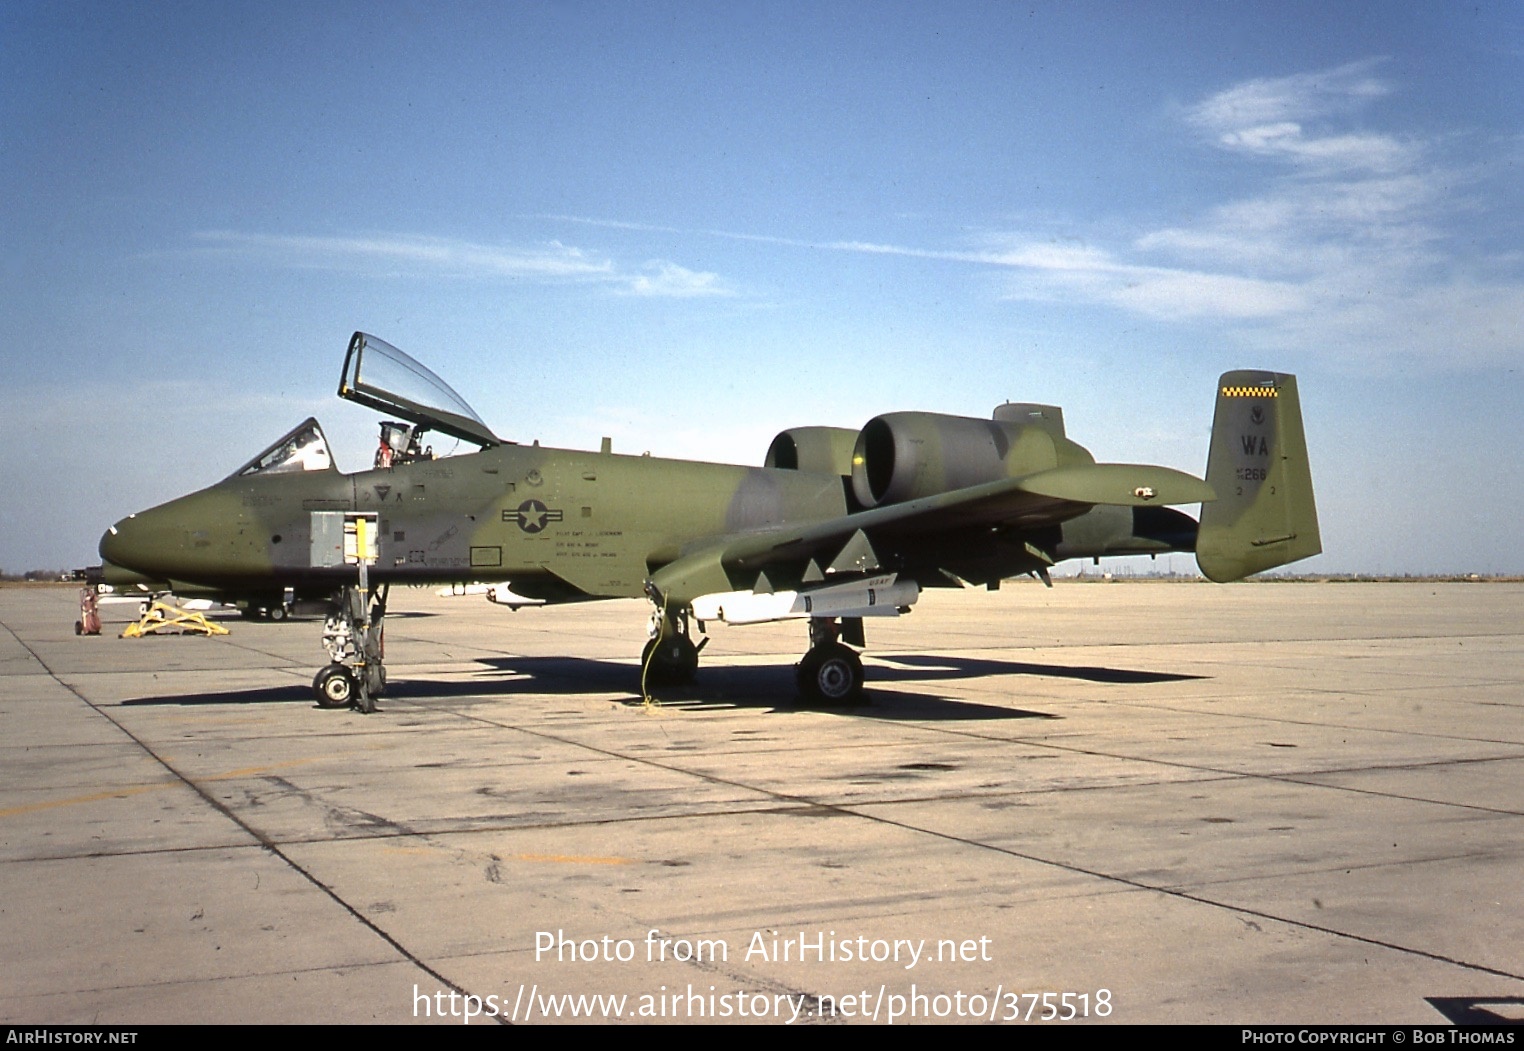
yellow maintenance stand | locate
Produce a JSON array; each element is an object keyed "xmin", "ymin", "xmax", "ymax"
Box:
[{"xmin": 120, "ymin": 600, "xmax": 230, "ymax": 638}]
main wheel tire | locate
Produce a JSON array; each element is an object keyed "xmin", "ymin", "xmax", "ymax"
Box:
[
  {"xmin": 797, "ymin": 643, "xmax": 864, "ymax": 706},
  {"xmin": 312, "ymin": 664, "xmax": 357, "ymax": 709},
  {"xmin": 267, "ymin": 604, "xmax": 288, "ymax": 622},
  {"xmin": 642, "ymin": 635, "xmax": 699, "ymax": 687}
]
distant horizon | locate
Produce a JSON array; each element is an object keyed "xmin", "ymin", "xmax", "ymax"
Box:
[{"xmin": 10, "ymin": 572, "xmax": 1524, "ymax": 588}]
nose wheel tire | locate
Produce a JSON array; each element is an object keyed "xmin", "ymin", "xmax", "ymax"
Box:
[
  {"xmin": 642, "ymin": 635, "xmax": 699, "ymax": 687},
  {"xmin": 313, "ymin": 663, "xmax": 358, "ymax": 709},
  {"xmin": 796, "ymin": 643, "xmax": 864, "ymax": 706}
]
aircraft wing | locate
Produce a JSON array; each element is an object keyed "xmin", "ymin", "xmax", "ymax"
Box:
[{"xmin": 650, "ymin": 462, "xmax": 1214, "ymax": 605}]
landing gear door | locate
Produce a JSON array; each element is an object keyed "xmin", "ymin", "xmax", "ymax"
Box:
[{"xmin": 311, "ymin": 512, "xmax": 379, "ymax": 567}]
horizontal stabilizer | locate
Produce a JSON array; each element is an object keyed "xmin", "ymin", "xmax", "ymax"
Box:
[{"xmin": 1015, "ymin": 463, "xmax": 1215, "ymax": 507}]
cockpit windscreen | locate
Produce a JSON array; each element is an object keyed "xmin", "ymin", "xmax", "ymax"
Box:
[{"xmin": 231, "ymin": 419, "xmax": 335, "ymax": 478}]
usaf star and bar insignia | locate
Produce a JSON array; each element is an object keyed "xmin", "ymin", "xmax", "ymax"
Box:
[{"xmin": 504, "ymin": 499, "xmax": 563, "ymax": 534}]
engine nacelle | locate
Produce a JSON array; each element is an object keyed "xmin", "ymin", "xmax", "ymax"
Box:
[
  {"xmin": 764, "ymin": 426, "xmax": 860, "ymax": 476},
  {"xmin": 850, "ymin": 411, "xmax": 1095, "ymax": 508}
]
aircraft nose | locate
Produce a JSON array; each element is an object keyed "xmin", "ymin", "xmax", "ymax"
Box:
[
  {"xmin": 100, "ymin": 503, "xmax": 190, "ymax": 577},
  {"xmin": 100, "ymin": 513, "xmax": 152, "ymax": 573},
  {"xmin": 99, "ymin": 488, "xmax": 273, "ymax": 583}
]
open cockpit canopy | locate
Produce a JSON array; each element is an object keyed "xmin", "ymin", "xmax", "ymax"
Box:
[{"xmin": 339, "ymin": 332, "xmax": 501, "ymax": 449}]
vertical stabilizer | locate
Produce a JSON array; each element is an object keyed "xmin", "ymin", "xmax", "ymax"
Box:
[{"xmin": 1197, "ymin": 370, "xmax": 1321, "ymax": 582}]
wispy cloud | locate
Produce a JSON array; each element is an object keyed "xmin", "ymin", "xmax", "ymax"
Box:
[
  {"xmin": 1185, "ymin": 59, "xmax": 1392, "ymax": 132},
  {"xmin": 194, "ymin": 230, "xmax": 616, "ymax": 279},
  {"xmin": 979, "ymin": 60, "xmax": 1522, "ymax": 368},
  {"xmin": 191, "ymin": 231, "xmax": 730, "ymax": 298},
  {"xmin": 622, "ymin": 261, "xmax": 730, "ymax": 298},
  {"xmin": 546, "ymin": 61, "xmax": 1516, "ymax": 368},
  {"xmin": 1185, "ymin": 59, "xmax": 1418, "ymax": 175}
]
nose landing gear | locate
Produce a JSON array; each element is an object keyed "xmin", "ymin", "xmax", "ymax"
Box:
[
  {"xmin": 313, "ymin": 565, "xmax": 388, "ymax": 713},
  {"xmin": 641, "ymin": 598, "xmax": 706, "ymax": 699}
]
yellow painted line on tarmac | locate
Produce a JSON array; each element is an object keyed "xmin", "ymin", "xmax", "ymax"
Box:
[
  {"xmin": 0, "ymin": 782, "xmax": 175, "ymax": 818},
  {"xmin": 0, "ymin": 758, "xmax": 325, "ymax": 818},
  {"xmin": 512, "ymin": 853, "xmax": 635, "ymax": 866},
  {"xmin": 373, "ymin": 847, "xmax": 633, "ymax": 865},
  {"xmin": 199, "ymin": 758, "xmax": 323, "ymax": 781}
]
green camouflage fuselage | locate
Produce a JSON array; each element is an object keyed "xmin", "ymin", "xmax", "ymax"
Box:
[
  {"xmin": 102, "ymin": 445, "xmax": 848, "ymax": 600},
  {"xmin": 100, "ymin": 427, "xmax": 1191, "ymax": 603}
]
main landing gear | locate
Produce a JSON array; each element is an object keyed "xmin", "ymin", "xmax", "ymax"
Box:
[
  {"xmin": 639, "ymin": 587, "xmax": 865, "ymax": 706},
  {"xmin": 795, "ymin": 618, "xmax": 865, "ymax": 706},
  {"xmin": 312, "ymin": 566, "xmax": 388, "ymax": 713}
]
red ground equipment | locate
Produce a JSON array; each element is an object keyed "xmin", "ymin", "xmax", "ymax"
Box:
[{"xmin": 75, "ymin": 586, "xmax": 101, "ymax": 636}]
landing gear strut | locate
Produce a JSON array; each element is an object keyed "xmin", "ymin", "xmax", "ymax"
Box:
[
  {"xmin": 314, "ymin": 564, "xmax": 388, "ymax": 713},
  {"xmin": 795, "ymin": 618, "xmax": 865, "ymax": 706},
  {"xmin": 641, "ymin": 588, "xmax": 706, "ymax": 698}
]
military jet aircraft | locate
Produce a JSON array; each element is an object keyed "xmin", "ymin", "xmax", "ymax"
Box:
[{"xmin": 98, "ymin": 332, "xmax": 1319, "ymax": 711}]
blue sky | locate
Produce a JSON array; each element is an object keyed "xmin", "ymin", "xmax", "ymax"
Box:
[{"xmin": 3, "ymin": 2, "xmax": 1521, "ymax": 575}]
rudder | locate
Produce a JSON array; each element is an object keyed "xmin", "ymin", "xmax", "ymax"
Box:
[{"xmin": 1197, "ymin": 370, "xmax": 1321, "ymax": 582}]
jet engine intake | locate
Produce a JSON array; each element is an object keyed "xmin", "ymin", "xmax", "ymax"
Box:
[{"xmin": 764, "ymin": 426, "xmax": 860, "ymax": 476}]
